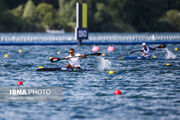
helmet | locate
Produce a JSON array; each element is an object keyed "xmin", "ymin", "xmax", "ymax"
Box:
[{"xmin": 142, "ymin": 43, "xmax": 146, "ymax": 46}]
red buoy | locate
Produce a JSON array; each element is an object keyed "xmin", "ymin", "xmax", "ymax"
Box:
[
  {"xmin": 17, "ymin": 81, "xmax": 23, "ymax": 85},
  {"xmin": 114, "ymin": 90, "xmax": 122, "ymax": 95}
]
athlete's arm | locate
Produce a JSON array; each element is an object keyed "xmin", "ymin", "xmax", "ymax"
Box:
[{"xmin": 65, "ymin": 57, "xmax": 69, "ymax": 60}]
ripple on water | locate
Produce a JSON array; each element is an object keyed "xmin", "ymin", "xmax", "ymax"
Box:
[{"xmin": 0, "ymin": 44, "xmax": 179, "ymax": 120}]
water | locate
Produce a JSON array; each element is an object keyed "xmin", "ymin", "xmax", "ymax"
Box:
[
  {"xmin": 165, "ymin": 48, "xmax": 176, "ymax": 59},
  {"xmin": 0, "ymin": 35, "xmax": 179, "ymax": 120},
  {"xmin": 97, "ymin": 56, "xmax": 112, "ymax": 71}
]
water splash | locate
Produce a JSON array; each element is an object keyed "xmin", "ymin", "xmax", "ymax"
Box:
[
  {"xmin": 96, "ymin": 56, "xmax": 111, "ymax": 71},
  {"xmin": 165, "ymin": 48, "xmax": 176, "ymax": 59}
]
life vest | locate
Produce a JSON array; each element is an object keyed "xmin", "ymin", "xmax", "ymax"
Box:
[
  {"xmin": 142, "ymin": 47, "xmax": 150, "ymax": 57},
  {"xmin": 67, "ymin": 53, "xmax": 81, "ymax": 67}
]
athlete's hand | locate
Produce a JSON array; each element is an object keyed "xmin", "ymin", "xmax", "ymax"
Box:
[
  {"xmin": 65, "ymin": 57, "xmax": 69, "ymax": 60},
  {"xmin": 81, "ymin": 54, "xmax": 87, "ymax": 58}
]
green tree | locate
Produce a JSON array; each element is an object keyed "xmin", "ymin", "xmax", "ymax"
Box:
[
  {"xmin": 93, "ymin": 2, "xmax": 114, "ymax": 31},
  {"xmin": 0, "ymin": 0, "xmax": 5, "ymax": 11},
  {"xmin": 23, "ymin": 0, "xmax": 36, "ymax": 22},
  {"xmin": 36, "ymin": 3, "xmax": 56, "ymax": 29},
  {"xmin": 1, "ymin": 0, "xmax": 180, "ymax": 32},
  {"xmin": 0, "ymin": 0, "xmax": 6, "ymax": 31},
  {"xmin": 11, "ymin": 5, "xmax": 23, "ymax": 17},
  {"xmin": 159, "ymin": 10, "xmax": 180, "ymax": 31},
  {"xmin": 123, "ymin": 0, "xmax": 169, "ymax": 32},
  {"xmin": 57, "ymin": 0, "xmax": 76, "ymax": 31},
  {"xmin": 0, "ymin": 0, "xmax": 21, "ymax": 32},
  {"xmin": 87, "ymin": 0, "xmax": 134, "ymax": 32}
]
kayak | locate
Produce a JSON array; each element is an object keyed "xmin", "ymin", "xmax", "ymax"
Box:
[
  {"xmin": 120, "ymin": 56, "xmax": 164, "ymax": 60},
  {"xmin": 37, "ymin": 67, "xmax": 93, "ymax": 71}
]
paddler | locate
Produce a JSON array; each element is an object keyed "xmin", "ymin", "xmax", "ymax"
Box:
[
  {"xmin": 141, "ymin": 43, "xmax": 155, "ymax": 58},
  {"xmin": 65, "ymin": 48, "xmax": 86, "ymax": 68}
]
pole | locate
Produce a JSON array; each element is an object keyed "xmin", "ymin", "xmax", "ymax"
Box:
[
  {"xmin": 75, "ymin": 3, "xmax": 88, "ymax": 46},
  {"xmin": 78, "ymin": 39, "xmax": 82, "ymax": 46}
]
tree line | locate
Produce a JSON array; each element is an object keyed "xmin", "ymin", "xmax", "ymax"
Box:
[{"xmin": 0, "ymin": 0, "xmax": 180, "ymax": 32}]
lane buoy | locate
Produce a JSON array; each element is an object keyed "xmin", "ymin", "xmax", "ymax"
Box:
[
  {"xmin": 107, "ymin": 45, "xmax": 115, "ymax": 51},
  {"xmin": 109, "ymin": 70, "xmax": 114, "ymax": 74},
  {"xmin": 19, "ymin": 50, "xmax": 22, "ymax": 53},
  {"xmin": 102, "ymin": 53, "xmax": 105, "ymax": 56},
  {"xmin": 17, "ymin": 81, "xmax": 23, "ymax": 85},
  {"xmin": 49, "ymin": 57, "xmax": 53, "ymax": 60},
  {"xmin": 166, "ymin": 63, "xmax": 171, "ymax": 66},
  {"xmin": 4, "ymin": 54, "xmax": 8, "ymax": 58},
  {"xmin": 114, "ymin": 90, "xmax": 122, "ymax": 95},
  {"xmin": 92, "ymin": 45, "xmax": 100, "ymax": 52},
  {"xmin": 175, "ymin": 48, "xmax": 178, "ymax": 51},
  {"xmin": 57, "ymin": 52, "xmax": 60, "ymax": 54},
  {"xmin": 39, "ymin": 66, "xmax": 44, "ymax": 69}
]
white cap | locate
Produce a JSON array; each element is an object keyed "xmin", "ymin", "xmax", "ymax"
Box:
[{"xmin": 142, "ymin": 43, "xmax": 146, "ymax": 46}]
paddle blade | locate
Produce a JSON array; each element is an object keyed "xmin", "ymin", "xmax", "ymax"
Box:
[
  {"xmin": 50, "ymin": 57, "xmax": 60, "ymax": 62},
  {"xmin": 157, "ymin": 44, "xmax": 166, "ymax": 48}
]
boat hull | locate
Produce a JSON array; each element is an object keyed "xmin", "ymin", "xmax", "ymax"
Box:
[
  {"xmin": 120, "ymin": 56, "xmax": 164, "ymax": 60},
  {"xmin": 37, "ymin": 67, "xmax": 93, "ymax": 71}
]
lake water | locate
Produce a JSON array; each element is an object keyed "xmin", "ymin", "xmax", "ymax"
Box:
[{"xmin": 0, "ymin": 33, "xmax": 179, "ymax": 120}]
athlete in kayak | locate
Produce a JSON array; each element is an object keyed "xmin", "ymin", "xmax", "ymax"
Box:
[
  {"xmin": 65, "ymin": 48, "xmax": 86, "ymax": 68},
  {"xmin": 141, "ymin": 43, "xmax": 155, "ymax": 58}
]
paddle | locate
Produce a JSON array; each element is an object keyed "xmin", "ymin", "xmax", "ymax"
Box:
[
  {"xmin": 129, "ymin": 44, "xmax": 166, "ymax": 54},
  {"xmin": 50, "ymin": 53, "xmax": 102, "ymax": 63}
]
